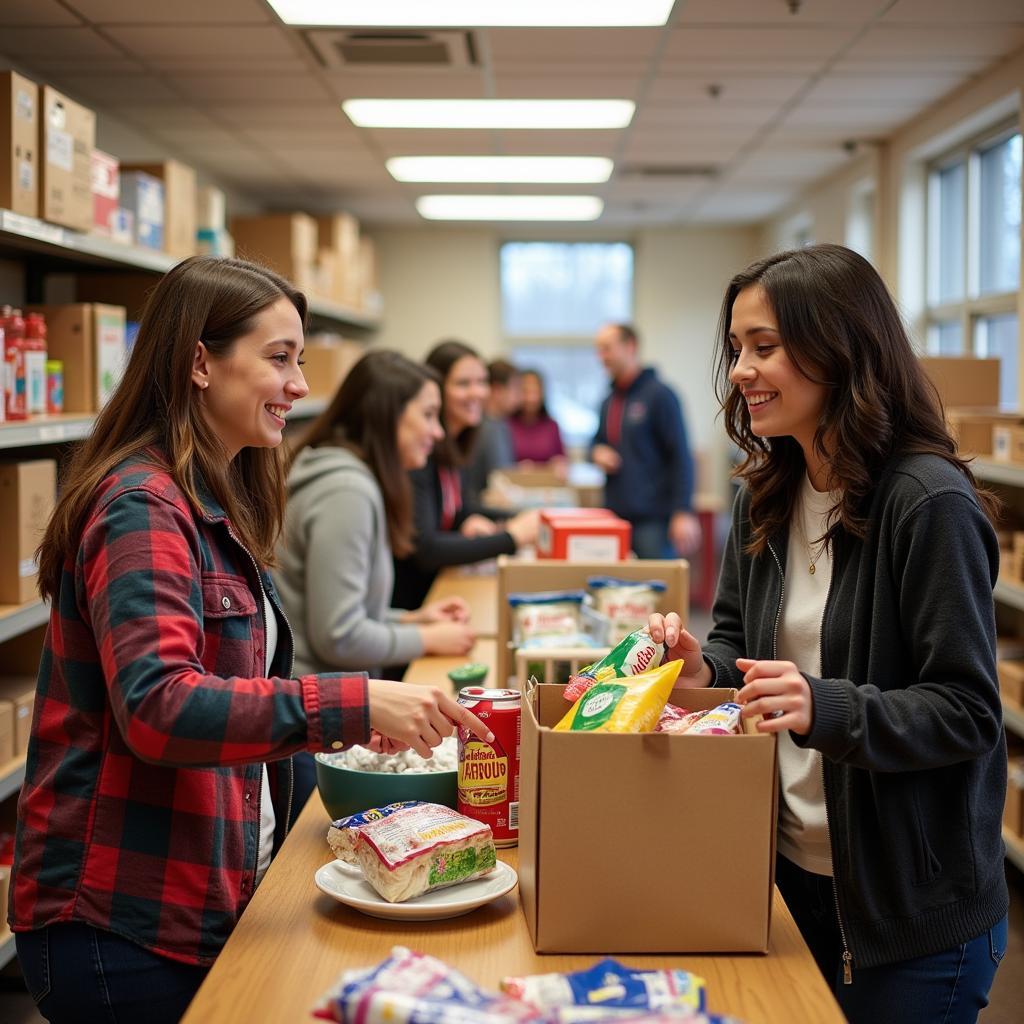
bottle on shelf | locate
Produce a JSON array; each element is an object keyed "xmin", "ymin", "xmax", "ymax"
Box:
[
  {"xmin": 24, "ymin": 312, "xmax": 47, "ymax": 417},
  {"xmin": 0, "ymin": 306, "xmax": 27, "ymax": 422},
  {"xmin": 46, "ymin": 359, "xmax": 63, "ymax": 415}
]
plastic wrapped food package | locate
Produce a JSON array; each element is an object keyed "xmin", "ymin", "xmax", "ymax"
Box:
[
  {"xmin": 564, "ymin": 630, "xmax": 666, "ymax": 703},
  {"xmin": 509, "ymin": 590, "xmax": 585, "ymax": 643},
  {"xmin": 586, "ymin": 577, "xmax": 667, "ymax": 641},
  {"xmin": 350, "ymin": 803, "xmax": 497, "ymax": 903},
  {"xmin": 684, "ymin": 703, "xmax": 742, "ymax": 735},
  {"xmin": 327, "ymin": 802, "xmax": 424, "ymax": 864},
  {"xmin": 554, "ymin": 661, "xmax": 682, "ymax": 733}
]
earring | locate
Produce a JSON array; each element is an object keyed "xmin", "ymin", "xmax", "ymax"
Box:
[{"xmin": 200, "ymin": 382, "xmax": 208, "ymax": 390}]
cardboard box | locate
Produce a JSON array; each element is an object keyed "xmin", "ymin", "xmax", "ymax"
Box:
[
  {"xmin": 121, "ymin": 160, "xmax": 196, "ymax": 259},
  {"xmin": 0, "ymin": 71, "xmax": 38, "ymax": 217},
  {"xmin": 197, "ymin": 184, "xmax": 226, "ymax": 231},
  {"xmin": 0, "ymin": 677, "xmax": 35, "ymax": 756},
  {"xmin": 519, "ymin": 683, "xmax": 777, "ymax": 952},
  {"xmin": 0, "ymin": 461, "xmax": 56, "ymax": 605},
  {"xmin": 998, "ymin": 660, "xmax": 1024, "ymax": 707},
  {"xmin": 1006, "ymin": 756, "xmax": 1024, "ymax": 839},
  {"xmin": 921, "ymin": 357, "xmax": 1000, "ymax": 411},
  {"xmin": 537, "ymin": 509, "xmax": 631, "ymax": 561},
  {"xmin": 119, "ymin": 171, "xmax": 164, "ymax": 250},
  {"xmin": 357, "ymin": 235, "xmax": 380, "ymax": 313},
  {"xmin": 300, "ymin": 339, "xmax": 363, "ymax": 400},
  {"xmin": 90, "ymin": 148, "xmax": 119, "ymax": 236},
  {"xmin": 992, "ymin": 423, "xmax": 1024, "ymax": 464},
  {"xmin": 0, "ymin": 702, "xmax": 13, "ymax": 764},
  {"xmin": 496, "ymin": 556, "xmax": 688, "ymax": 687},
  {"xmin": 38, "ymin": 85, "xmax": 95, "ymax": 232},
  {"xmin": 945, "ymin": 409, "xmax": 1021, "ymax": 457},
  {"xmin": 317, "ymin": 212, "xmax": 361, "ymax": 306},
  {"xmin": 231, "ymin": 212, "xmax": 318, "ymax": 290},
  {"xmin": 26, "ymin": 304, "xmax": 126, "ymax": 413}
]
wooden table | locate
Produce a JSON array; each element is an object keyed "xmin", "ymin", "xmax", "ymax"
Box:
[
  {"xmin": 427, "ymin": 570, "xmax": 500, "ymax": 638},
  {"xmin": 403, "ymin": 637, "xmax": 498, "ymax": 690},
  {"xmin": 181, "ymin": 795, "xmax": 844, "ymax": 1024}
]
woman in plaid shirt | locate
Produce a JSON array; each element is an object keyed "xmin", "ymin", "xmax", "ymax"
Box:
[{"xmin": 9, "ymin": 257, "xmax": 491, "ymax": 1023}]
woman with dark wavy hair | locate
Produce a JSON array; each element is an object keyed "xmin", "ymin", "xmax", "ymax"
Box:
[{"xmin": 650, "ymin": 244, "xmax": 1007, "ymax": 1022}]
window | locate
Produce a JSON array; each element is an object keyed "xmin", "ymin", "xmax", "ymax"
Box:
[
  {"xmin": 925, "ymin": 125, "xmax": 1022, "ymax": 407},
  {"xmin": 501, "ymin": 242, "xmax": 634, "ymax": 447},
  {"xmin": 500, "ymin": 241, "xmax": 633, "ymax": 336}
]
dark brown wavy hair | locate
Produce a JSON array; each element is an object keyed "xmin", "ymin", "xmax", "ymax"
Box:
[
  {"xmin": 426, "ymin": 339, "xmax": 484, "ymax": 468},
  {"xmin": 292, "ymin": 350, "xmax": 440, "ymax": 558},
  {"xmin": 713, "ymin": 243, "xmax": 998, "ymax": 556},
  {"xmin": 38, "ymin": 256, "xmax": 306, "ymax": 599}
]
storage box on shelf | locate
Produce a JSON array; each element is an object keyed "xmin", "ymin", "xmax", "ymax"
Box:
[
  {"xmin": 920, "ymin": 355, "xmax": 1001, "ymax": 410},
  {"xmin": 121, "ymin": 160, "xmax": 196, "ymax": 260},
  {"xmin": 39, "ymin": 85, "xmax": 95, "ymax": 233},
  {"xmin": 0, "ymin": 459, "xmax": 56, "ymax": 604},
  {"xmin": 519, "ymin": 682, "xmax": 778, "ymax": 953},
  {"xmin": 495, "ymin": 556, "xmax": 688, "ymax": 687},
  {"xmin": 0, "ymin": 71, "xmax": 38, "ymax": 218}
]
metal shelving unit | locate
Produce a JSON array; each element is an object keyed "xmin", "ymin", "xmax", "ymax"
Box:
[
  {"xmin": 971, "ymin": 457, "xmax": 1024, "ymax": 488},
  {"xmin": 0, "ymin": 413, "xmax": 96, "ymax": 450},
  {"xmin": 0, "ymin": 600, "xmax": 49, "ymax": 646},
  {"xmin": 1004, "ymin": 827, "xmax": 1024, "ymax": 874},
  {"xmin": 0, "ymin": 929, "xmax": 16, "ymax": 970}
]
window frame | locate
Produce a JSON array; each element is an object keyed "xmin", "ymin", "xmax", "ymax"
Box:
[{"xmin": 924, "ymin": 121, "xmax": 1020, "ymax": 370}]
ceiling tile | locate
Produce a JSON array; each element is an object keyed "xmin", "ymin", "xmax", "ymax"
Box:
[
  {"xmin": 634, "ymin": 104, "xmax": 785, "ymax": 128},
  {"xmin": 0, "ymin": 0, "xmax": 82, "ymax": 26},
  {"xmin": 664, "ymin": 26, "xmax": 856, "ymax": 60},
  {"xmin": 239, "ymin": 126, "xmax": 364, "ymax": 150},
  {"xmin": 847, "ymin": 25, "xmax": 1024, "ymax": 60},
  {"xmin": 692, "ymin": 188, "xmax": 796, "ymax": 222},
  {"xmin": 210, "ymin": 103, "xmax": 346, "ymax": 127},
  {"xmin": 368, "ymin": 130, "xmax": 505, "ymax": 157},
  {"xmin": 102, "ymin": 25, "xmax": 297, "ymax": 60},
  {"xmin": 67, "ymin": 0, "xmax": 273, "ymax": 22},
  {"xmin": 646, "ymin": 75, "xmax": 809, "ymax": 104},
  {"xmin": 487, "ymin": 28, "xmax": 662, "ymax": 62},
  {"xmin": 677, "ymin": 0, "xmax": 882, "ymax": 24},
  {"xmin": 492, "ymin": 75, "xmax": 644, "ymax": 99},
  {"xmin": 881, "ymin": 0, "xmax": 1024, "ymax": 24},
  {"xmin": 497, "ymin": 131, "xmax": 623, "ymax": 157},
  {"xmin": 803, "ymin": 74, "xmax": 964, "ymax": 106},
  {"xmin": 53, "ymin": 74, "xmax": 182, "ymax": 104},
  {"xmin": 321, "ymin": 70, "xmax": 486, "ymax": 101},
  {"xmin": 170, "ymin": 73, "xmax": 329, "ymax": 103},
  {"xmin": 621, "ymin": 136, "xmax": 745, "ymax": 163},
  {"xmin": 729, "ymin": 148, "xmax": 852, "ymax": 183},
  {"xmin": 0, "ymin": 26, "xmax": 123, "ymax": 57}
]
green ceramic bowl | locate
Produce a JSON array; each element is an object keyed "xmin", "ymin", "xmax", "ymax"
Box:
[
  {"xmin": 314, "ymin": 754, "xmax": 458, "ymax": 822},
  {"xmin": 447, "ymin": 662, "xmax": 489, "ymax": 687}
]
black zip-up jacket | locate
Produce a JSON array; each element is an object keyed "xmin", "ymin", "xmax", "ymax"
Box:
[{"xmin": 703, "ymin": 453, "xmax": 1009, "ymax": 970}]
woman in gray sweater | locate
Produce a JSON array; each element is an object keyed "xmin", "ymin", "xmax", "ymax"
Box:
[{"xmin": 275, "ymin": 350, "xmax": 475, "ymax": 676}]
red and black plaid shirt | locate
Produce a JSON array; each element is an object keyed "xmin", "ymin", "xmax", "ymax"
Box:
[{"xmin": 10, "ymin": 455, "xmax": 369, "ymax": 965}]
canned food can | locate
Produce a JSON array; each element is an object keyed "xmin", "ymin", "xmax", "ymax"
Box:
[{"xmin": 457, "ymin": 687, "xmax": 521, "ymax": 847}]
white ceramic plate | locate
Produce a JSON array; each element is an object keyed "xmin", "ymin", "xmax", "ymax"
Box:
[{"xmin": 314, "ymin": 859, "xmax": 518, "ymax": 921}]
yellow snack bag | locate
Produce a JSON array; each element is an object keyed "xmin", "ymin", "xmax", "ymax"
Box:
[{"xmin": 553, "ymin": 660, "xmax": 683, "ymax": 733}]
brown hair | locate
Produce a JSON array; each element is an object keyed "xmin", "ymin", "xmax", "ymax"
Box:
[
  {"xmin": 488, "ymin": 358, "xmax": 519, "ymax": 387},
  {"xmin": 38, "ymin": 256, "xmax": 307, "ymax": 599},
  {"xmin": 292, "ymin": 350, "xmax": 440, "ymax": 558},
  {"xmin": 713, "ymin": 243, "xmax": 998, "ymax": 555},
  {"xmin": 426, "ymin": 339, "xmax": 484, "ymax": 468}
]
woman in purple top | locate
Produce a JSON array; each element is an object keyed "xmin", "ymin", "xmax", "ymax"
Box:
[{"xmin": 508, "ymin": 369, "xmax": 566, "ymax": 466}]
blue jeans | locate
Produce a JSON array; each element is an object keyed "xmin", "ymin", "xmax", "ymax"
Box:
[
  {"xmin": 16, "ymin": 922, "xmax": 209, "ymax": 1024},
  {"xmin": 775, "ymin": 853, "xmax": 1007, "ymax": 1024},
  {"xmin": 630, "ymin": 518, "xmax": 672, "ymax": 559}
]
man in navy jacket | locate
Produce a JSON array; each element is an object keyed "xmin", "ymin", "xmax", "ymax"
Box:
[{"xmin": 591, "ymin": 323, "xmax": 701, "ymax": 559}]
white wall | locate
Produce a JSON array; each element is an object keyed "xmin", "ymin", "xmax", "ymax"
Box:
[{"xmin": 370, "ymin": 223, "xmax": 757, "ymax": 498}]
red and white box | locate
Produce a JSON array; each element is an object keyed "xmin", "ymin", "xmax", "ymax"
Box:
[
  {"xmin": 90, "ymin": 148, "xmax": 119, "ymax": 236},
  {"xmin": 536, "ymin": 508, "xmax": 631, "ymax": 561}
]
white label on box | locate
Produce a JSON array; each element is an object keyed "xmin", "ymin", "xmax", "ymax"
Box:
[
  {"xmin": 96, "ymin": 314, "xmax": 126, "ymax": 406},
  {"xmin": 566, "ymin": 534, "xmax": 619, "ymax": 561},
  {"xmin": 18, "ymin": 159, "xmax": 33, "ymax": 191},
  {"xmin": 19, "ymin": 556, "xmax": 36, "ymax": 579},
  {"xmin": 47, "ymin": 128, "xmax": 73, "ymax": 172},
  {"xmin": 16, "ymin": 88, "xmax": 34, "ymax": 121}
]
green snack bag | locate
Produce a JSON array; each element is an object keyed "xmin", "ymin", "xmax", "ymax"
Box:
[{"xmin": 563, "ymin": 628, "xmax": 666, "ymax": 702}]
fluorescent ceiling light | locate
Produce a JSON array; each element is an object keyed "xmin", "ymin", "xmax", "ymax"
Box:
[
  {"xmin": 343, "ymin": 99, "xmax": 634, "ymax": 130},
  {"xmin": 387, "ymin": 156, "xmax": 612, "ymax": 183},
  {"xmin": 268, "ymin": 1, "xmax": 675, "ymax": 27},
  {"xmin": 415, "ymin": 195, "xmax": 604, "ymax": 221}
]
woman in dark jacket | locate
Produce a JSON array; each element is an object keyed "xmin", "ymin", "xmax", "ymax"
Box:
[
  {"xmin": 651, "ymin": 244, "xmax": 1007, "ymax": 1023},
  {"xmin": 392, "ymin": 340, "xmax": 538, "ymax": 611}
]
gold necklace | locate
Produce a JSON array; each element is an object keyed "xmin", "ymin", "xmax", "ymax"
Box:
[{"xmin": 798, "ymin": 517, "xmax": 827, "ymax": 575}]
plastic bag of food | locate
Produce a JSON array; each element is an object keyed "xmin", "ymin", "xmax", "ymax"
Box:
[
  {"xmin": 554, "ymin": 660, "xmax": 682, "ymax": 733},
  {"xmin": 509, "ymin": 590, "xmax": 585, "ymax": 643},
  {"xmin": 587, "ymin": 577, "xmax": 667, "ymax": 640},
  {"xmin": 685, "ymin": 702, "xmax": 743, "ymax": 735},
  {"xmin": 326, "ymin": 802, "xmax": 424, "ymax": 864},
  {"xmin": 501, "ymin": 959, "xmax": 706, "ymax": 1017},
  {"xmin": 564, "ymin": 629, "xmax": 666, "ymax": 703}
]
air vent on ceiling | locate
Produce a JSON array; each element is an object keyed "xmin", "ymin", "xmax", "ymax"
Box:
[
  {"xmin": 622, "ymin": 164, "xmax": 720, "ymax": 180},
  {"xmin": 303, "ymin": 30, "xmax": 478, "ymax": 68}
]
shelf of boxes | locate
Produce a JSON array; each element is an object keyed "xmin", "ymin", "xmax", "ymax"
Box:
[
  {"xmin": 0, "ymin": 208, "xmax": 380, "ymax": 332},
  {"xmin": 971, "ymin": 457, "xmax": 1024, "ymax": 488},
  {"xmin": 0, "ymin": 413, "xmax": 96, "ymax": 450},
  {"xmin": 0, "ymin": 599, "xmax": 49, "ymax": 646}
]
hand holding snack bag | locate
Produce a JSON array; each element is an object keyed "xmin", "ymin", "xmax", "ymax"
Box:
[
  {"xmin": 647, "ymin": 612, "xmax": 712, "ymax": 688},
  {"xmin": 564, "ymin": 628, "xmax": 666, "ymax": 703}
]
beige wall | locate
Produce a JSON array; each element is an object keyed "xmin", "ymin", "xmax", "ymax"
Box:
[{"xmin": 370, "ymin": 223, "xmax": 757, "ymax": 496}]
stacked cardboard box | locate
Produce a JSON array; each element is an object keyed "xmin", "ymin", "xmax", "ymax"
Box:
[
  {"xmin": 231, "ymin": 213, "xmax": 318, "ymax": 296},
  {"xmin": 537, "ymin": 508, "xmax": 632, "ymax": 561},
  {"xmin": 316, "ymin": 212, "xmax": 360, "ymax": 307},
  {"xmin": 0, "ymin": 460, "xmax": 56, "ymax": 605},
  {"xmin": 39, "ymin": 85, "xmax": 95, "ymax": 231},
  {"xmin": 120, "ymin": 170, "xmax": 163, "ymax": 250},
  {"xmin": 1006, "ymin": 756, "xmax": 1024, "ymax": 840},
  {"xmin": 121, "ymin": 160, "xmax": 196, "ymax": 259},
  {"xmin": 300, "ymin": 336, "xmax": 363, "ymax": 401},
  {"xmin": 26, "ymin": 304, "xmax": 127, "ymax": 413},
  {"xmin": 0, "ymin": 70, "xmax": 38, "ymax": 217},
  {"xmin": 90, "ymin": 148, "xmax": 119, "ymax": 236}
]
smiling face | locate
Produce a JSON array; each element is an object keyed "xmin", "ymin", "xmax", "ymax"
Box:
[
  {"xmin": 396, "ymin": 379, "xmax": 444, "ymax": 470},
  {"xmin": 443, "ymin": 354, "xmax": 489, "ymax": 434},
  {"xmin": 728, "ymin": 285, "xmax": 828, "ymax": 455},
  {"xmin": 194, "ymin": 296, "xmax": 308, "ymax": 459}
]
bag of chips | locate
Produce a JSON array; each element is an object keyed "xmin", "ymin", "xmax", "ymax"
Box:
[
  {"xmin": 563, "ymin": 629, "xmax": 666, "ymax": 703},
  {"xmin": 554, "ymin": 660, "xmax": 682, "ymax": 733}
]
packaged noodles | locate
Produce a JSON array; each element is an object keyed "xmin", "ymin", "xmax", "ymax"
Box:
[{"xmin": 554, "ymin": 661, "xmax": 682, "ymax": 734}]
